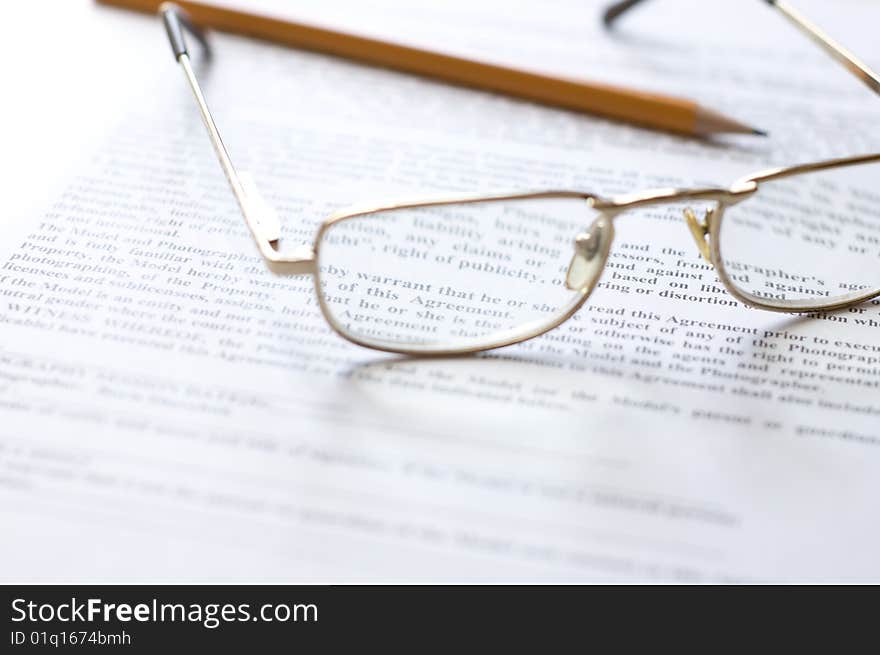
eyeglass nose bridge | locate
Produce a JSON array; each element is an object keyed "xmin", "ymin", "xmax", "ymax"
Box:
[{"xmin": 565, "ymin": 215, "xmax": 615, "ymax": 291}]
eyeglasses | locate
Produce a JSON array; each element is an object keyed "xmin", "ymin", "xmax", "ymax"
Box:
[{"xmin": 160, "ymin": 2, "xmax": 880, "ymax": 356}]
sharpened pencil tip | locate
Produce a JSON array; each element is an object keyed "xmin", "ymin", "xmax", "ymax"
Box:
[{"xmin": 694, "ymin": 107, "xmax": 767, "ymax": 137}]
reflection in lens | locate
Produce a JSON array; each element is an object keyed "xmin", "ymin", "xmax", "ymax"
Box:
[
  {"xmin": 719, "ymin": 160, "xmax": 880, "ymax": 308},
  {"xmin": 316, "ymin": 196, "xmax": 600, "ymax": 352}
]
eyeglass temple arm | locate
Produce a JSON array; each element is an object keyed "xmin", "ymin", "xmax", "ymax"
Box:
[
  {"xmin": 160, "ymin": 3, "xmax": 315, "ymax": 274},
  {"xmin": 603, "ymin": 0, "xmax": 880, "ymax": 96},
  {"xmin": 161, "ymin": 1, "xmax": 211, "ymax": 60}
]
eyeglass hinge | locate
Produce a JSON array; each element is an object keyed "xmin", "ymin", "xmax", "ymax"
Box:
[{"xmin": 238, "ymin": 171, "xmax": 282, "ymax": 243}]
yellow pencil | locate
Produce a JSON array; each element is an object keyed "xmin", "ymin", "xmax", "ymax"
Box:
[{"xmin": 97, "ymin": 0, "xmax": 764, "ymax": 137}]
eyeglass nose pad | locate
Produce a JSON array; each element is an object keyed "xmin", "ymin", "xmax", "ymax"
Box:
[
  {"xmin": 565, "ymin": 216, "xmax": 614, "ymax": 291},
  {"xmin": 684, "ymin": 206, "xmax": 713, "ymax": 264}
]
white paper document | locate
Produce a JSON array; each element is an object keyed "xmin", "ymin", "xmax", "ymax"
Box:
[{"xmin": 1, "ymin": 0, "xmax": 880, "ymax": 582}]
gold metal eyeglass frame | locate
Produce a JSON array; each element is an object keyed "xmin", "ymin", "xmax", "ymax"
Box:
[{"xmin": 159, "ymin": 1, "xmax": 880, "ymax": 356}]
